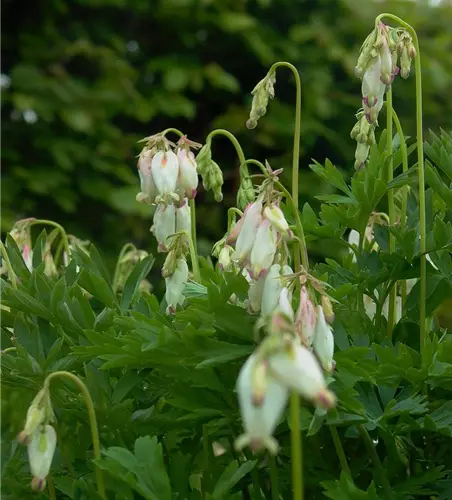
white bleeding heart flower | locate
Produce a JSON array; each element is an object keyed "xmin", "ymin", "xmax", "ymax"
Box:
[
  {"xmin": 28, "ymin": 425, "xmax": 57, "ymax": 492},
  {"xmin": 136, "ymin": 149, "xmax": 158, "ymax": 204},
  {"xmin": 250, "ymin": 219, "xmax": 277, "ymax": 279},
  {"xmin": 165, "ymin": 258, "xmax": 189, "ymax": 314},
  {"xmin": 261, "ymin": 264, "xmax": 282, "ymax": 317},
  {"xmin": 313, "ymin": 305, "xmax": 335, "ymax": 373},
  {"xmin": 232, "ymin": 201, "xmax": 262, "ymax": 265},
  {"xmin": 362, "ymin": 56, "xmax": 382, "ymax": 108},
  {"xmin": 176, "ymin": 148, "xmax": 198, "ymax": 200},
  {"xmin": 152, "ymin": 203, "xmax": 176, "ymax": 252},
  {"xmin": 176, "ymin": 200, "xmax": 191, "ymax": 237},
  {"xmin": 269, "ymin": 341, "xmax": 336, "ymax": 409},
  {"xmin": 151, "ymin": 150, "xmax": 179, "ymax": 197},
  {"xmin": 236, "ymin": 354, "xmax": 288, "ymax": 455},
  {"xmin": 278, "ymin": 287, "xmax": 294, "ymax": 321},
  {"xmin": 248, "ymin": 273, "xmax": 267, "ymax": 314},
  {"xmin": 295, "ymin": 286, "xmax": 316, "ymax": 348}
]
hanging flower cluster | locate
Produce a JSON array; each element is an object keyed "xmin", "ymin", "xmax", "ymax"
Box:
[
  {"xmin": 17, "ymin": 388, "xmax": 57, "ymax": 492},
  {"xmin": 216, "ymin": 170, "xmax": 337, "ymax": 454},
  {"xmin": 136, "ymin": 134, "xmax": 202, "ymax": 314},
  {"xmin": 351, "ymin": 23, "xmax": 416, "ymax": 169},
  {"xmin": 235, "ymin": 280, "xmax": 337, "ymax": 454}
]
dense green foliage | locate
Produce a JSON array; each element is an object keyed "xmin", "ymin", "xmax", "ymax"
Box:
[
  {"xmin": 1, "ymin": 129, "xmax": 452, "ymax": 499},
  {"xmin": 2, "ymin": 0, "xmax": 452, "ymax": 262}
]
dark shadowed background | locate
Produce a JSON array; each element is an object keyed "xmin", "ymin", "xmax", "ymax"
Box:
[{"xmin": 2, "ymin": 0, "xmax": 452, "ymax": 268}]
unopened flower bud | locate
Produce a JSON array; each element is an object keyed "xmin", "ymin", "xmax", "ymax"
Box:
[
  {"xmin": 295, "ymin": 286, "xmax": 316, "ymax": 348},
  {"xmin": 354, "ymin": 142, "xmax": 370, "ymax": 170},
  {"xmin": 162, "ymin": 250, "xmax": 178, "ymax": 278},
  {"xmin": 264, "ymin": 205, "xmax": 290, "ymax": 236},
  {"xmin": 19, "ymin": 389, "xmax": 51, "ymax": 444},
  {"xmin": 237, "ymin": 177, "xmax": 255, "ymax": 210},
  {"xmin": 247, "ymin": 72, "xmax": 276, "ymax": 128},
  {"xmin": 226, "ymin": 215, "xmax": 245, "ymax": 245},
  {"xmin": 321, "ymin": 295, "xmax": 335, "ymax": 324},
  {"xmin": 165, "ymin": 258, "xmax": 188, "ymax": 314},
  {"xmin": 176, "ymin": 148, "xmax": 199, "ymax": 200},
  {"xmin": 219, "ymin": 245, "xmax": 233, "ymax": 272},
  {"xmin": 28, "ymin": 425, "xmax": 57, "ymax": 491},
  {"xmin": 196, "ymin": 143, "xmax": 212, "ymax": 175},
  {"xmin": 136, "ymin": 148, "xmax": 158, "ymax": 204}
]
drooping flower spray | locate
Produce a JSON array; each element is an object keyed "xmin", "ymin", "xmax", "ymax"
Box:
[{"xmin": 353, "ymin": 15, "xmax": 425, "ymax": 350}]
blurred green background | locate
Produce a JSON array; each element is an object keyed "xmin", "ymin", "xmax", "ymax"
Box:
[{"xmin": 2, "ymin": 0, "xmax": 452, "ymax": 264}]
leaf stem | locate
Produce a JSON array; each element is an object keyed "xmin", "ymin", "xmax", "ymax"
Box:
[
  {"xmin": 184, "ymin": 230, "xmax": 201, "ymax": 283},
  {"xmin": 0, "ymin": 241, "xmax": 17, "ymax": 289},
  {"xmin": 269, "ymin": 454, "xmax": 280, "ymax": 500},
  {"xmin": 386, "ymin": 89, "xmax": 397, "ymax": 338},
  {"xmin": 44, "ymin": 371, "xmax": 106, "ymax": 499},
  {"xmin": 329, "ymin": 426, "xmax": 351, "ymax": 475},
  {"xmin": 375, "ymin": 13, "xmax": 426, "ymax": 361},
  {"xmin": 290, "ymin": 391, "xmax": 303, "ymax": 500},
  {"xmin": 162, "ymin": 127, "xmax": 184, "ymax": 138},
  {"xmin": 390, "ymin": 106, "xmax": 409, "ymax": 311},
  {"xmin": 357, "ymin": 424, "xmax": 393, "ymax": 499}
]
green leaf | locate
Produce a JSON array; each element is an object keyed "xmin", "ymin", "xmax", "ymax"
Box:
[
  {"xmin": 78, "ymin": 269, "xmax": 117, "ymax": 308},
  {"xmin": 322, "ymin": 472, "xmax": 381, "ymax": 499},
  {"xmin": 212, "ymin": 460, "xmax": 257, "ymax": 499},
  {"xmin": 120, "ymin": 255, "xmax": 154, "ymax": 312}
]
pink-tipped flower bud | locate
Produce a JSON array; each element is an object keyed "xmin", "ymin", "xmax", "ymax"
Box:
[
  {"xmin": 295, "ymin": 286, "xmax": 316, "ymax": 348},
  {"xmin": 232, "ymin": 201, "xmax": 262, "ymax": 265},
  {"xmin": 136, "ymin": 148, "xmax": 158, "ymax": 204},
  {"xmin": 165, "ymin": 258, "xmax": 188, "ymax": 314},
  {"xmin": 176, "ymin": 148, "xmax": 199, "ymax": 200}
]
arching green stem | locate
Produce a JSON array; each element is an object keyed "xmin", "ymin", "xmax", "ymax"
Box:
[
  {"xmin": 112, "ymin": 243, "xmax": 137, "ymax": 293},
  {"xmin": 162, "ymin": 128, "xmax": 184, "ymax": 138},
  {"xmin": 206, "ymin": 129, "xmax": 248, "ymax": 178},
  {"xmin": 375, "ymin": 13, "xmax": 426, "ymax": 357},
  {"xmin": 268, "ymin": 62, "xmax": 303, "ymax": 273},
  {"xmin": 44, "ymin": 371, "xmax": 106, "ymax": 499},
  {"xmin": 0, "ymin": 241, "xmax": 17, "ymax": 289},
  {"xmin": 227, "ymin": 207, "xmax": 243, "ymax": 231},
  {"xmin": 30, "ymin": 220, "xmax": 70, "ymax": 260},
  {"xmin": 239, "ymin": 159, "xmax": 269, "ymax": 179},
  {"xmin": 1, "ymin": 346, "xmax": 17, "ymax": 355},
  {"xmin": 386, "ymin": 89, "xmax": 397, "ymax": 338}
]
